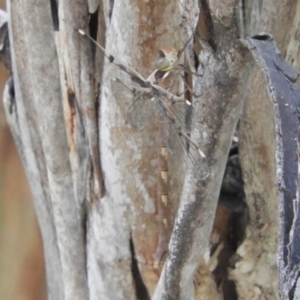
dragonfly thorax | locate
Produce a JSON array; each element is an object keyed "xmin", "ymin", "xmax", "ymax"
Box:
[{"xmin": 156, "ymin": 47, "xmax": 180, "ymax": 72}]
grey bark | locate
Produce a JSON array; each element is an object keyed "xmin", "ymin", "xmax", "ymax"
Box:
[
  {"xmin": 242, "ymin": 35, "xmax": 300, "ymax": 299},
  {"xmin": 3, "ymin": 0, "xmax": 300, "ymax": 299},
  {"xmin": 152, "ymin": 1, "xmax": 249, "ymax": 298}
]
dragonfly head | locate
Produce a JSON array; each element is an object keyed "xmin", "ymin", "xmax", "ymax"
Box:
[{"xmin": 156, "ymin": 47, "xmax": 180, "ymax": 72}]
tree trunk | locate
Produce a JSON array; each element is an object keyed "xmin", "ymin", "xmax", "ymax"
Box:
[{"xmin": 3, "ymin": 0, "xmax": 300, "ymax": 299}]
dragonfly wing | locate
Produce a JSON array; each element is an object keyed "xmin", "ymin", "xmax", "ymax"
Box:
[
  {"xmin": 111, "ymin": 78, "xmax": 155, "ymax": 130},
  {"xmin": 111, "ymin": 77, "xmax": 132, "ymax": 114},
  {"xmin": 162, "ymin": 119, "xmax": 208, "ymax": 178},
  {"xmin": 157, "ymin": 96, "xmax": 208, "ymax": 177},
  {"xmin": 156, "ymin": 96, "xmax": 192, "ymax": 153},
  {"xmin": 126, "ymin": 92, "xmax": 156, "ymax": 130}
]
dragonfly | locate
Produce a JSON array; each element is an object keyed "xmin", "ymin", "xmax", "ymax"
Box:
[
  {"xmin": 78, "ymin": 29, "xmax": 208, "ymax": 266},
  {"xmin": 110, "ymin": 48, "xmax": 207, "ymax": 166}
]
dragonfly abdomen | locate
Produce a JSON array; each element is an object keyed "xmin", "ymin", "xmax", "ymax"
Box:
[{"xmin": 154, "ymin": 143, "xmax": 170, "ymax": 268}]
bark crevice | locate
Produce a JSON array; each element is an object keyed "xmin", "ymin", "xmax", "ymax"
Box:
[{"xmin": 130, "ymin": 237, "xmax": 150, "ymax": 300}]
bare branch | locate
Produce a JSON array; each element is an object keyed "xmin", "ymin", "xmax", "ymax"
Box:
[{"xmin": 153, "ymin": 0, "xmax": 249, "ymax": 298}]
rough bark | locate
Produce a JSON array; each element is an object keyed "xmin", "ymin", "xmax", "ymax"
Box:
[
  {"xmin": 238, "ymin": 35, "xmax": 300, "ymax": 299},
  {"xmin": 231, "ymin": 1, "xmax": 300, "ymax": 299},
  {"xmin": 5, "ymin": 0, "xmax": 90, "ymax": 299},
  {"xmin": 152, "ymin": 1, "xmax": 249, "ymax": 298},
  {"xmin": 3, "ymin": 0, "xmax": 300, "ymax": 299},
  {"xmin": 90, "ymin": 1, "xmax": 183, "ymax": 298}
]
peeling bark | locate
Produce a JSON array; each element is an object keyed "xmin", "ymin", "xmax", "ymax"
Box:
[
  {"xmin": 3, "ymin": 0, "xmax": 300, "ymax": 299},
  {"xmin": 242, "ymin": 35, "xmax": 300, "ymax": 299}
]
